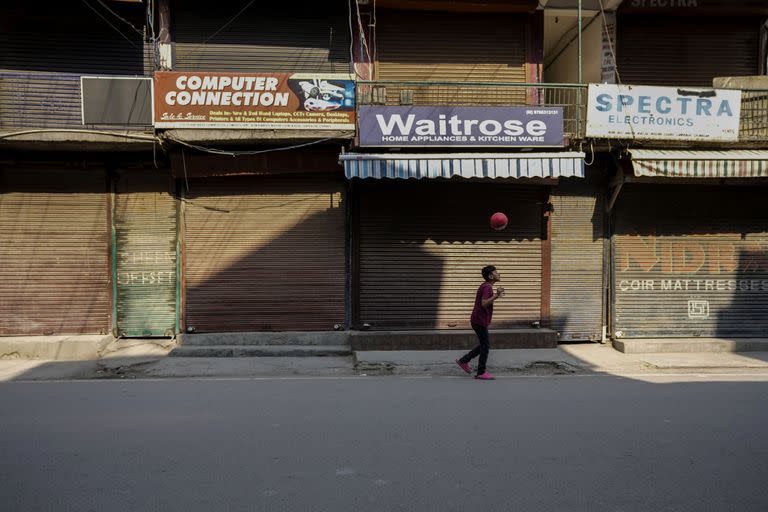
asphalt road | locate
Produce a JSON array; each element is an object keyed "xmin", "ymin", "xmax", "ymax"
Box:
[{"xmin": 2, "ymin": 374, "xmax": 767, "ymax": 512}]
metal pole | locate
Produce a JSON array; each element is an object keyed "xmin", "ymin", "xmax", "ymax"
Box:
[
  {"xmin": 578, "ymin": 0, "xmax": 583, "ymax": 85},
  {"xmin": 577, "ymin": 0, "xmax": 583, "ymax": 134}
]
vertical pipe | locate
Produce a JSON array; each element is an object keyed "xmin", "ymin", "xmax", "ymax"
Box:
[
  {"xmin": 577, "ymin": 0, "xmax": 583, "ymax": 133},
  {"xmin": 578, "ymin": 0, "xmax": 583, "ymax": 85}
]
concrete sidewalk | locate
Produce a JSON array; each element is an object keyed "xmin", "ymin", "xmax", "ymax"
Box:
[{"xmin": 3, "ymin": 341, "xmax": 768, "ymax": 381}]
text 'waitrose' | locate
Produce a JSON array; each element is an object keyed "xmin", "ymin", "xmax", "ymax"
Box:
[{"xmin": 376, "ymin": 113, "xmax": 551, "ymax": 142}]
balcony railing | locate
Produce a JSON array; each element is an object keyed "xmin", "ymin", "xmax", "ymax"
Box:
[
  {"xmin": 356, "ymin": 81, "xmax": 768, "ymax": 144},
  {"xmin": 0, "ymin": 72, "xmax": 152, "ymax": 131},
  {"xmin": 740, "ymin": 90, "xmax": 768, "ymax": 142}
]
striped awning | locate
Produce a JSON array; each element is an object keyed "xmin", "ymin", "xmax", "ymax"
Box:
[
  {"xmin": 339, "ymin": 152, "xmax": 585, "ymax": 179},
  {"xmin": 630, "ymin": 150, "xmax": 768, "ymax": 178}
]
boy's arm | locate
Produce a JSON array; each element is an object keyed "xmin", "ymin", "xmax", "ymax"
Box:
[{"xmin": 481, "ymin": 287, "xmax": 503, "ymax": 308}]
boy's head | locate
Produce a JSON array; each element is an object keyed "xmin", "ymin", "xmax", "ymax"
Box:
[{"xmin": 481, "ymin": 265, "xmax": 497, "ymax": 281}]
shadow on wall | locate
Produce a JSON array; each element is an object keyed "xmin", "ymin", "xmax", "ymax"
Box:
[
  {"xmin": 172, "ymin": 1, "xmax": 351, "ymax": 72},
  {"xmin": 356, "ymin": 178, "xmax": 544, "ymax": 331},
  {"xmin": 613, "ymin": 183, "xmax": 768, "ymax": 338},
  {"xmin": 182, "ymin": 174, "xmax": 348, "ymax": 333},
  {"xmin": 0, "ymin": 166, "xmax": 111, "ymax": 336},
  {"xmin": 715, "ymin": 246, "xmax": 768, "ymax": 338},
  {"xmin": 181, "ymin": 175, "xmax": 549, "ymax": 333}
]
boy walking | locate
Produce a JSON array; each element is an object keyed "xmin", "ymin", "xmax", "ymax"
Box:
[{"xmin": 456, "ymin": 265, "xmax": 504, "ymax": 380}]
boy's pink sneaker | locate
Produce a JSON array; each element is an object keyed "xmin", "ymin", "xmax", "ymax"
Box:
[
  {"xmin": 455, "ymin": 359, "xmax": 471, "ymax": 374},
  {"xmin": 475, "ymin": 372, "xmax": 495, "ymax": 380}
]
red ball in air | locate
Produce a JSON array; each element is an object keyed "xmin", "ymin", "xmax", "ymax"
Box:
[{"xmin": 490, "ymin": 212, "xmax": 508, "ymax": 231}]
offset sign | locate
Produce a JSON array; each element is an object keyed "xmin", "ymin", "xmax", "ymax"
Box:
[
  {"xmin": 358, "ymin": 106, "xmax": 564, "ymax": 147},
  {"xmin": 153, "ymin": 72, "xmax": 355, "ymax": 129},
  {"xmin": 586, "ymin": 84, "xmax": 742, "ymax": 141}
]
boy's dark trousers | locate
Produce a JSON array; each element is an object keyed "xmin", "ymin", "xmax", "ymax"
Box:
[{"xmin": 459, "ymin": 323, "xmax": 490, "ymax": 375}]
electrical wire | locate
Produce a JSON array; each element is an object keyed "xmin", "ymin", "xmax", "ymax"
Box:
[
  {"xmin": 354, "ymin": 0, "xmax": 373, "ymax": 67},
  {"xmin": 93, "ymin": 0, "xmax": 146, "ymax": 38},
  {"xmin": 0, "ymin": 129, "xmax": 155, "ymax": 141},
  {"xmin": 80, "ymin": 0, "xmax": 138, "ymax": 48},
  {"xmin": 163, "ymin": 135, "xmax": 341, "ymax": 157},
  {"xmin": 183, "ymin": 0, "xmax": 258, "ymax": 60}
]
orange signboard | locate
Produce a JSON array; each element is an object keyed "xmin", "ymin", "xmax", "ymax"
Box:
[{"xmin": 153, "ymin": 72, "xmax": 355, "ymax": 129}]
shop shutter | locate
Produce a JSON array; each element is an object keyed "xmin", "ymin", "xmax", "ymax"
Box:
[
  {"xmin": 0, "ymin": 167, "xmax": 110, "ymax": 335},
  {"xmin": 550, "ymin": 181, "xmax": 604, "ymax": 341},
  {"xmin": 613, "ymin": 185, "xmax": 768, "ymax": 338},
  {"xmin": 617, "ymin": 16, "xmax": 759, "ymax": 86},
  {"xmin": 375, "ymin": 10, "xmax": 528, "ymax": 105},
  {"xmin": 357, "ymin": 181, "xmax": 542, "ymax": 330},
  {"xmin": 0, "ymin": 3, "xmax": 151, "ymax": 75},
  {"xmin": 183, "ymin": 175, "xmax": 346, "ymax": 332},
  {"xmin": 114, "ymin": 170, "xmax": 178, "ymax": 337},
  {"xmin": 174, "ymin": 6, "xmax": 350, "ymax": 73}
]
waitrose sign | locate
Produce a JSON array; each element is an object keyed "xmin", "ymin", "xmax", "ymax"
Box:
[{"xmin": 358, "ymin": 106, "xmax": 564, "ymax": 147}]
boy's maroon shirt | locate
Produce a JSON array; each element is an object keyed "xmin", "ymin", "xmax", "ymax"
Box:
[{"xmin": 470, "ymin": 281, "xmax": 494, "ymax": 326}]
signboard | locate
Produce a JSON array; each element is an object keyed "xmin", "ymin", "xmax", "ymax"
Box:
[
  {"xmin": 153, "ymin": 72, "xmax": 355, "ymax": 129},
  {"xmin": 599, "ymin": 11, "xmax": 617, "ymax": 84},
  {"xmin": 358, "ymin": 106, "xmax": 564, "ymax": 147},
  {"xmin": 586, "ymin": 84, "xmax": 741, "ymax": 141}
]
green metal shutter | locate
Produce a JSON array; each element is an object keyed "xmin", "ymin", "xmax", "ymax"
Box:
[{"xmin": 114, "ymin": 170, "xmax": 178, "ymax": 337}]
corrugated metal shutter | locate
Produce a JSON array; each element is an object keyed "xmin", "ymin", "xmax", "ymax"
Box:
[
  {"xmin": 114, "ymin": 170, "xmax": 178, "ymax": 337},
  {"xmin": 357, "ymin": 181, "xmax": 542, "ymax": 330},
  {"xmin": 375, "ymin": 10, "xmax": 528, "ymax": 104},
  {"xmin": 0, "ymin": 3, "xmax": 152, "ymax": 74},
  {"xmin": 613, "ymin": 185, "xmax": 768, "ymax": 338},
  {"xmin": 550, "ymin": 181, "xmax": 604, "ymax": 341},
  {"xmin": 617, "ymin": 16, "xmax": 759, "ymax": 86},
  {"xmin": 183, "ymin": 175, "xmax": 346, "ymax": 332},
  {"xmin": 173, "ymin": 7, "xmax": 350, "ymax": 72},
  {"xmin": 0, "ymin": 167, "xmax": 110, "ymax": 335}
]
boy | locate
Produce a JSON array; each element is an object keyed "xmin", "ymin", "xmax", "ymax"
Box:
[{"xmin": 456, "ymin": 265, "xmax": 504, "ymax": 380}]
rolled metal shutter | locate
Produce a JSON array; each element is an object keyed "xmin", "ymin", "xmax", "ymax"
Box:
[
  {"xmin": 375, "ymin": 10, "xmax": 528, "ymax": 105},
  {"xmin": 0, "ymin": 2, "xmax": 151, "ymax": 74},
  {"xmin": 114, "ymin": 170, "xmax": 178, "ymax": 337},
  {"xmin": 183, "ymin": 175, "xmax": 346, "ymax": 332},
  {"xmin": 376, "ymin": 10, "xmax": 527, "ymax": 81},
  {"xmin": 174, "ymin": 7, "xmax": 350, "ymax": 73},
  {"xmin": 0, "ymin": 167, "xmax": 110, "ymax": 335},
  {"xmin": 613, "ymin": 185, "xmax": 768, "ymax": 338},
  {"xmin": 551, "ymin": 181, "xmax": 604, "ymax": 341},
  {"xmin": 357, "ymin": 181, "xmax": 542, "ymax": 330},
  {"xmin": 617, "ymin": 16, "xmax": 760, "ymax": 86}
]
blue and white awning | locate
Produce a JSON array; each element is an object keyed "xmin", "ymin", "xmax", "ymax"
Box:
[{"xmin": 339, "ymin": 152, "xmax": 585, "ymax": 179}]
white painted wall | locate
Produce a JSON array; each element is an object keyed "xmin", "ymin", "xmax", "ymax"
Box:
[{"xmin": 543, "ymin": 10, "xmax": 604, "ymax": 84}]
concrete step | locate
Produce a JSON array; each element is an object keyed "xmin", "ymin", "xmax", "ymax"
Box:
[
  {"xmin": 176, "ymin": 332, "xmax": 350, "ymax": 347},
  {"xmin": 614, "ymin": 338, "xmax": 768, "ymax": 354},
  {"xmin": 168, "ymin": 345, "xmax": 352, "ymax": 358},
  {"xmin": 351, "ymin": 329, "xmax": 558, "ymax": 351}
]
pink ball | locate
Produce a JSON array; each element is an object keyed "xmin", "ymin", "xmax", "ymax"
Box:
[{"xmin": 490, "ymin": 212, "xmax": 508, "ymax": 230}]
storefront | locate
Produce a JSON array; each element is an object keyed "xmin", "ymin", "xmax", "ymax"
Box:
[
  {"xmin": 615, "ymin": 0, "xmax": 766, "ymax": 86},
  {"xmin": 176, "ymin": 149, "xmax": 347, "ymax": 333},
  {"xmin": 341, "ymin": 152, "xmax": 587, "ymax": 332},
  {"xmin": 611, "ymin": 150, "xmax": 768, "ymax": 338},
  {"xmin": 0, "ymin": 165, "xmax": 111, "ymax": 335}
]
